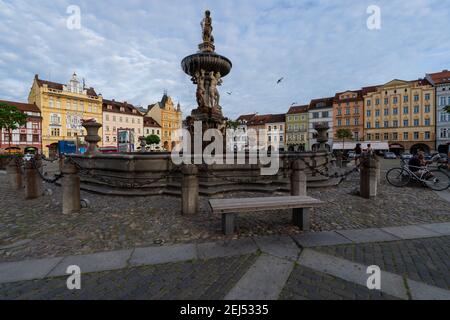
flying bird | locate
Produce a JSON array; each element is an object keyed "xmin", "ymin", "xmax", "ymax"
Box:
[
  {"xmin": 277, "ymin": 77, "xmax": 284, "ymax": 84},
  {"xmin": 226, "ymin": 92, "xmax": 232, "ymax": 95},
  {"xmin": 291, "ymin": 102, "xmax": 298, "ymax": 106}
]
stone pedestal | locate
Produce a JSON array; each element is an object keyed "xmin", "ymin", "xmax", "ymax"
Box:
[
  {"xmin": 61, "ymin": 158, "xmax": 81, "ymax": 214},
  {"xmin": 375, "ymin": 155, "xmax": 381, "ymax": 185},
  {"xmin": 6, "ymin": 158, "xmax": 22, "ymax": 190},
  {"xmin": 24, "ymin": 157, "xmax": 43, "ymax": 199},
  {"xmin": 360, "ymin": 156, "xmax": 378, "ymax": 199},
  {"xmin": 82, "ymin": 121, "xmax": 102, "ymax": 156},
  {"xmin": 181, "ymin": 164, "xmax": 199, "ymax": 215},
  {"xmin": 291, "ymin": 159, "xmax": 307, "ymax": 197},
  {"xmin": 291, "ymin": 159, "xmax": 309, "ymax": 231}
]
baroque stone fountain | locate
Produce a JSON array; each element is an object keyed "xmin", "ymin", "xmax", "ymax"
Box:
[{"xmin": 69, "ymin": 10, "xmax": 339, "ymax": 196}]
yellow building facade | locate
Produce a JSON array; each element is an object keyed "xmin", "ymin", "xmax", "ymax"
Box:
[
  {"xmin": 363, "ymin": 79, "xmax": 435, "ymax": 154},
  {"xmin": 145, "ymin": 93, "xmax": 182, "ymax": 151},
  {"xmin": 28, "ymin": 73, "xmax": 103, "ymax": 157}
]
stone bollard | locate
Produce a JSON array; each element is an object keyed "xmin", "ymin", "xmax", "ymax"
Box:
[
  {"xmin": 24, "ymin": 156, "xmax": 43, "ymax": 199},
  {"xmin": 61, "ymin": 158, "xmax": 81, "ymax": 214},
  {"xmin": 375, "ymin": 155, "xmax": 381, "ymax": 185},
  {"xmin": 6, "ymin": 157, "xmax": 23, "ymax": 190},
  {"xmin": 291, "ymin": 159, "xmax": 309, "ymax": 231},
  {"xmin": 360, "ymin": 155, "xmax": 378, "ymax": 199},
  {"xmin": 181, "ymin": 164, "xmax": 199, "ymax": 215}
]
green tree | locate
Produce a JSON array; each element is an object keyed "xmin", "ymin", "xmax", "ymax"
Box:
[
  {"xmin": 335, "ymin": 128, "xmax": 353, "ymax": 150},
  {"xmin": 0, "ymin": 102, "xmax": 28, "ymax": 150},
  {"xmin": 226, "ymin": 119, "xmax": 239, "ymax": 129},
  {"xmin": 145, "ymin": 134, "xmax": 161, "ymax": 148},
  {"xmin": 444, "ymin": 105, "xmax": 450, "ymax": 114}
]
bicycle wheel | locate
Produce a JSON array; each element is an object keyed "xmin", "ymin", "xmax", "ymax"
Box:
[
  {"xmin": 386, "ymin": 168, "xmax": 411, "ymax": 187},
  {"xmin": 423, "ymin": 170, "xmax": 450, "ymax": 191}
]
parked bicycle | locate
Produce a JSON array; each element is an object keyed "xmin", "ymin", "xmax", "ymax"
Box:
[{"xmin": 386, "ymin": 158, "xmax": 450, "ymax": 191}]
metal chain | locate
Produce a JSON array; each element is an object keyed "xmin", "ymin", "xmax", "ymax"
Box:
[{"xmin": 29, "ymin": 157, "xmax": 63, "ymax": 184}]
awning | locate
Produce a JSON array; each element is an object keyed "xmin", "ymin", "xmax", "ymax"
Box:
[{"xmin": 332, "ymin": 141, "xmax": 390, "ymax": 151}]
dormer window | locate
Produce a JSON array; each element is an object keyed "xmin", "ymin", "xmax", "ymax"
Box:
[
  {"xmin": 107, "ymin": 105, "xmax": 112, "ymax": 110},
  {"xmin": 120, "ymin": 107, "xmax": 125, "ymax": 112}
]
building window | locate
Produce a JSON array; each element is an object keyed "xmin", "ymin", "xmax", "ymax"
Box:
[
  {"xmin": 49, "ymin": 97, "xmax": 54, "ymax": 108},
  {"xmin": 403, "ymin": 132, "xmax": 409, "ymax": 140},
  {"xmin": 425, "ymin": 132, "xmax": 430, "ymax": 140},
  {"xmin": 375, "ymin": 110, "xmax": 380, "ymax": 117},
  {"xmin": 313, "ymin": 112, "xmax": 319, "ymax": 119},
  {"xmin": 322, "ymin": 111, "xmax": 329, "ymax": 118},
  {"xmin": 440, "ymin": 97, "xmax": 446, "ymax": 106},
  {"xmin": 392, "ymin": 132, "xmax": 398, "ymax": 140},
  {"xmin": 375, "ymin": 98, "xmax": 380, "ymax": 105},
  {"xmin": 366, "ymin": 122, "xmax": 371, "ymax": 129},
  {"xmin": 413, "ymin": 119, "xmax": 419, "ymax": 126},
  {"xmin": 384, "ymin": 133, "xmax": 389, "ymax": 140},
  {"xmin": 384, "ymin": 98, "xmax": 388, "ymax": 105},
  {"xmin": 424, "ymin": 118, "xmax": 431, "ymax": 126},
  {"xmin": 403, "ymin": 96, "xmax": 408, "ymax": 103},
  {"xmin": 425, "ymin": 93, "xmax": 430, "ymax": 101},
  {"xmin": 414, "ymin": 94, "xmax": 419, "ymax": 102},
  {"xmin": 345, "ymin": 108, "xmax": 350, "ymax": 115},
  {"xmin": 440, "ymin": 112, "xmax": 448, "ymax": 122},
  {"xmin": 354, "ymin": 118, "xmax": 359, "ymax": 125},
  {"xmin": 393, "ymin": 108, "xmax": 398, "ymax": 115},
  {"xmin": 403, "ymin": 120, "xmax": 409, "ymax": 127},
  {"xmin": 106, "ymin": 136, "xmax": 110, "ymax": 142},
  {"xmin": 106, "ymin": 115, "xmax": 109, "ymax": 121},
  {"xmin": 384, "ymin": 121, "xmax": 389, "ymax": 128},
  {"xmin": 367, "ymin": 110, "xmax": 371, "ymax": 117},
  {"xmin": 440, "ymin": 128, "xmax": 448, "ymax": 138},
  {"xmin": 32, "ymin": 135, "xmax": 39, "ymax": 142},
  {"xmin": 403, "ymin": 106, "xmax": 409, "ymax": 114},
  {"xmin": 384, "ymin": 109, "xmax": 389, "ymax": 116},
  {"xmin": 393, "ymin": 97, "xmax": 398, "ymax": 104},
  {"xmin": 414, "ymin": 106, "xmax": 419, "ymax": 114},
  {"xmin": 413, "ymin": 132, "xmax": 419, "ymax": 140},
  {"xmin": 20, "ymin": 134, "xmax": 27, "ymax": 142},
  {"xmin": 375, "ymin": 121, "xmax": 380, "ymax": 129},
  {"xmin": 393, "ymin": 120, "xmax": 398, "ymax": 127},
  {"xmin": 375, "ymin": 133, "xmax": 380, "ymax": 140},
  {"xmin": 367, "ymin": 100, "xmax": 371, "ymax": 106},
  {"xmin": 425, "ymin": 105, "xmax": 431, "ymax": 113},
  {"xmin": 51, "ymin": 128, "xmax": 60, "ymax": 136},
  {"xmin": 367, "ymin": 133, "xmax": 372, "ymax": 140},
  {"xmin": 337, "ymin": 119, "xmax": 342, "ymax": 126}
]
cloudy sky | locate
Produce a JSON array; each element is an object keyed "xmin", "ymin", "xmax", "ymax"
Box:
[{"xmin": 1, "ymin": 0, "xmax": 449, "ymax": 119}]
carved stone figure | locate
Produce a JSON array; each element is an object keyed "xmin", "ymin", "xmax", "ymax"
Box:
[
  {"xmin": 195, "ymin": 70, "xmax": 206, "ymax": 107},
  {"xmin": 201, "ymin": 10, "xmax": 214, "ymax": 44}
]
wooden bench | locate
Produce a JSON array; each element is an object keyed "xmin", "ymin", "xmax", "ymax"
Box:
[{"xmin": 209, "ymin": 196, "xmax": 324, "ymax": 235}]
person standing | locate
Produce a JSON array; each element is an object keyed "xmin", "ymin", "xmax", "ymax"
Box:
[{"xmin": 354, "ymin": 143, "xmax": 362, "ymax": 166}]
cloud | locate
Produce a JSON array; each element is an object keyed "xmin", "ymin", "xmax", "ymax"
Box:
[{"xmin": 0, "ymin": 0, "xmax": 449, "ymax": 119}]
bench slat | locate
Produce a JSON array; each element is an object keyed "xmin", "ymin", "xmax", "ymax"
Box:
[{"xmin": 209, "ymin": 196, "xmax": 323, "ymax": 214}]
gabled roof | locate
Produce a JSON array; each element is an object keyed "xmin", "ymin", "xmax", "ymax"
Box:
[
  {"xmin": 236, "ymin": 114, "xmax": 256, "ymax": 122},
  {"xmin": 0, "ymin": 100, "xmax": 41, "ymax": 113},
  {"xmin": 310, "ymin": 97, "xmax": 334, "ymax": 109},
  {"xmin": 102, "ymin": 99, "xmax": 143, "ymax": 116},
  {"xmin": 247, "ymin": 114, "xmax": 273, "ymax": 126},
  {"xmin": 143, "ymin": 116, "xmax": 161, "ymax": 128},
  {"xmin": 266, "ymin": 113, "xmax": 285, "ymax": 124},
  {"xmin": 287, "ymin": 105, "xmax": 309, "ymax": 114},
  {"xmin": 333, "ymin": 90, "xmax": 363, "ymax": 103},
  {"xmin": 34, "ymin": 74, "xmax": 98, "ymax": 97},
  {"xmin": 426, "ymin": 69, "xmax": 450, "ymax": 85}
]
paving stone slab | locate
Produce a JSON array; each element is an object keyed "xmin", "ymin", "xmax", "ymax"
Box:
[
  {"xmin": 407, "ymin": 278, "xmax": 450, "ymax": 300},
  {"xmin": 48, "ymin": 249, "xmax": 133, "ymax": 277},
  {"xmin": 381, "ymin": 225, "xmax": 442, "ymax": 240},
  {"xmin": 294, "ymin": 231, "xmax": 353, "ymax": 247},
  {"xmin": 336, "ymin": 228, "xmax": 400, "ymax": 243},
  {"xmin": 129, "ymin": 244, "xmax": 197, "ymax": 266},
  {"xmin": 419, "ymin": 222, "xmax": 450, "ymax": 236},
  {"xmin": 197, "ymin": 238, "xmax": 258, "ymax": 260},
  {"xmin": 0, "ymin": 257, "xmax": 63, "ymax": 284},
  {"xmin": 225, "ymin": 254, "xmax": 294, "ymax": 300},
  {"xmin": 253, "ymin": 235, "xmax": 301, "ymax": 261},
  {"xmin": 298, "ymin": 249, "xmax": 409, "ymax": 300}
]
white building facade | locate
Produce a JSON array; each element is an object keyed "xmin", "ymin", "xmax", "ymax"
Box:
[{"xmin": 308, "ymin": 98, "xmax": 334, "ymax": 151}]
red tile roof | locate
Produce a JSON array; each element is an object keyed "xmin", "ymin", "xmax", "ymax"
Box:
[
  {"xmin": 143, "ymin": 116, "xmax": 161, "ymax": 128},
  {"xmin": 266, "ymin": 113, "xmax": 285, "ymax": 123},
  {"xmin": 287, "ymin": 105, "xmax": 309, "ymax": 114},
  {"xmin": 0, "ymin": 100, "xmax": 40, "ymax": 113},
  {"xmin": 247, "ymin": 114, "xmax": 273, "ymax": 126},
  {"xmin": 333, "ymin": 90, "xmax": 363, "ymax": 103},
  {"xmin": 103, "ymin": 99, "xmax": 143, "ymax": 116},
  {"xmin": 310, "ymin": 97, "xmax": 334, "ymax": 109},
  {"xmin": 426, "ymin": 70, "xmax": 450, "ymax": 85},
  {"xmin": 236, "ymin": 114, "xmax": 256, "ymax": 122}
]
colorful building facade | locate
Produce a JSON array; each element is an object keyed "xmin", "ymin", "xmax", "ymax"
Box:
[
  {"xmin": 28, "ymin": 73, "xmax": 103, "ymax": 157},
  {"xmin": 333, "ymin": 90, "xmax": 366, "ymax": 142},
  {"xmin": 102, "ymin": 99, "xmax": 144, "ymax": 148},
  {"xmin": 0, "ymin": 100, "xmax": 42, "ymax": 153},
  {"xmin": 363, "ymin": 79, "xmax": 436, "ymax": 154},
  {"xmin": 265, "ymin": 114, "xmax": 286, "ymax": 151},
  {"xmin": 426, "ymin": 70, "xmax": 450, "ymax": 152},
  {"xmin": 286, "ymin": 105, "xmax": 309, "ymax": 151},
  {"xmin": 143, "ymin": 116, "xmax": 162, "ymax": 150},
  {"xmin": 145, "ymin": 93, "xmax": 182, "ymax": 151},
  {"xmin": 309, "ymin": 98, "xmax": 334, "ymax": 151}
]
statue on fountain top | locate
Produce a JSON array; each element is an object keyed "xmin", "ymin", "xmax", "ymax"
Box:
[{"xmin": 199, "ymin": 10, "xmax": 215, "ymax": 52}]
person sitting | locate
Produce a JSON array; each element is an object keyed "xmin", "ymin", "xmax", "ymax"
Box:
[{"xmin": 408, "ymin": 151, "xmax": 431, "ymax": 178}]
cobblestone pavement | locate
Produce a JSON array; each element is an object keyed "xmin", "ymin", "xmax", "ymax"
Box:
[
  {"xmin": 279, "ymin": 264, "xmax": 399, "ymax": 300},
  {"xmin": 315, "ymin": 236, "xmax": 450, "ymax": 290},
  {"xmin": 1, "ymin": 170, "xmax": 449, "ymax": 262},
  {"xmin": 0, "ymin": 254, "xmax": 258, "ymax": 300}
]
